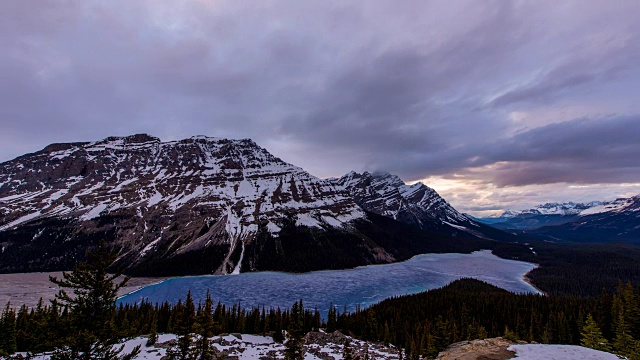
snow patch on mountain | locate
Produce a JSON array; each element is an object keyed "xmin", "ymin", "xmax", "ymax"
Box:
[
  {"xmin": 0, "ymin": 211, "xmax": 41, "ymax": 231},
  {"xmin": 579, "ymin": 197, "xmax": 637, "ymax": 216}
]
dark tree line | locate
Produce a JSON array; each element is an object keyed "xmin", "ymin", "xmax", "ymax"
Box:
[
  {"xmin": 2, "ymin": 243, "xmax": 640, "ymax": 359},
  {"xmin": 339, "ymin": 278, "xmax": 640, "ymax": 359},
  {"xmin": 493, "ymin": 241, "xmax": 640, "ymax": 297}
]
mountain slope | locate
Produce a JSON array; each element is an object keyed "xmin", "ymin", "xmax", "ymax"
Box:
[
  {"xmin": 0, "ymin": 135, "xmax": 368, "ymax": 274},
  {"xmin": 0, "ymin": 135, "xmax": 502, "ymax": 275},
  {"xmin": 332, "ymin": 171, "xmax": 514, "ymax": 241}
]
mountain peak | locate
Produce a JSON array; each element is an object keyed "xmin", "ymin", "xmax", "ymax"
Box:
[
  {"xmin": 0, "ymin": 133, "xmax": 372, "ymax": 274},
  {"xmin": 116, "ymin": 133, "xmax": 160, "ymax": 144},
  {"xmin": 332, "ymin": 170, "xmax": 489, "ymax": 237}
]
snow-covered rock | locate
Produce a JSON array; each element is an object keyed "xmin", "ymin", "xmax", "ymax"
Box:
[{"xmin": 19, "ymin": 332, "xmax": 401, "ymax": 360}]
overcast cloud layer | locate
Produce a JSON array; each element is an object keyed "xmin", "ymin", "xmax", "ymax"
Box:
[{"xmin": 1, "ymin": 1, "xmax": 640, "ymax": 215}]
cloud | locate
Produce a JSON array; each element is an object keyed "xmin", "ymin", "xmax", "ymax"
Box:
[
  {"xmin": 1, "ymin": 0, "xmax": 640, "ymax": 212},
  {"xmin": 472, "ymin": 115, "xmax": 640, "ymax": 186}
]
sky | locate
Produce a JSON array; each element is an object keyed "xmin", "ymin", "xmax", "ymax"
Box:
[{"xmin": 1, "ymin": 1, "xmax": 640, "ymax": 216}]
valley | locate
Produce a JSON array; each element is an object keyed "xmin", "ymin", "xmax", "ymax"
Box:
[{"xmin": 1, "ymin": 134, "xmax": 638, "ymax": 359}]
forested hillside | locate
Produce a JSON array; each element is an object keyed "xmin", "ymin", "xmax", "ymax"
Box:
[
  {"xmin": 493, "ymin": 241, "xmax": 640, "ymax": 296},
  {"xmin": 341, "ymin": 279, "xmax": 639, "ymax": 359}
]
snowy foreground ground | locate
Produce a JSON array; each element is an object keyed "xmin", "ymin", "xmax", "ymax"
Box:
[
  {"xmin": 507, "ymin": 344, "xmax": 620, "ymax": 360},
  {"xmin": 19, "ymin": 334, "xmax": 620, "ymax": 359},
  {"xmin": 18, "ymin": 332, "xmax": 400, "ymax": 360}
]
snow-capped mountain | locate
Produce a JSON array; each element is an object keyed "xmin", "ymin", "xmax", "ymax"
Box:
[
  {"xmin": 499, "ymin": 197, "xmax": 638, "ymax": 219},
  {"xmin": 498, "ymin": 201, "xmax": 604, "ymax": 218},
  {"xmin": 332, "ymin": 171, "xmax": 512, "ymax": 240},
  {"xmin": 0, "ymin": 135, "xmax": 508, "ymax": 275},
  {"xmin": 527, "ymin": 195, "xmax": 640, "ymax": 244},
  {"xmin": 0, "ymin": 135, "xmax": 370, "ymax": 274},
  {"xmin": 475, "ymin": 195, "xmax": 640, "ymax": 243},
  {"xmin": 577, "ymin": 197, "xmax": 638, "ymax": 216},
  {"xmin": 0, "ymin": 134, "xmax": 363, "ymax": 232}
]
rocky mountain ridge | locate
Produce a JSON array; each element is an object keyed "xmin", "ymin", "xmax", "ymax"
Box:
[
  {"xmin": 334, "ymin": 171, "xmax": 485, "ymax": 237},
  {"xmin": 332, "ymin": 171, "xmax": 517, "ymax": 241}
]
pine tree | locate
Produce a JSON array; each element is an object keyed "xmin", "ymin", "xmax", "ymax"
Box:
[
  {"xmin": 622, "ymin": 282, "xmax": 640, "ymax": 338},
  {"xmin": 613, "ymin": 312, "xmax": 636, "ymax": 357},
  {"xmin": 503, "ymin": 325, "xmax": 518, "ymax": 342},
  {"xmin": 327, "ymin": 303, "xmax": 337, "ymax": 332},
  {"xmin": 476, "ymin": 325, "xmax": 488, "ymax": 340},
  {"xmin": 194, "ymin": 290, "xmax": 217, "ymax": 359},
  {"xmin": 284, "ymin": 301, "xmax": 305, "ymax": 360},
  {"xmin": 0, "ymin": 303, "xmax": 17, "ymax": 355},
  {"xmin": 580, "ymin": 314, "xmax": 610, "ymax": 352},
  {"xmin": 30, "ymin": 298, "xmax": 52, "ymax": 352},
  {"xmin": 168, "ymin": 292, "xmax": 197, "ymax": 360},
  {"xmin": 49, "ymin": 242, "xmax": 140, "ymax": 360},
  {"xmin": 146, "ymin": 313, "xmax": 158, "ymax": 347},
  {"xmin": 342, "ymin": 338, "xmax": 353, "ymax": 360}
]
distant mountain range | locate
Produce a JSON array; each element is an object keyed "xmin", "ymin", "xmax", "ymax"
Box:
[
  {"xmin": 0, "ymin": 134, "xmax": 508, "ymax": 275},
  {"xmin": 476, "ymin": 197, "xmax": 640, "ymax": 244}
]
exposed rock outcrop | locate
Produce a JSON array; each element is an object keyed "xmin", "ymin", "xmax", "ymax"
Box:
[{"xmin": 435, "ymin": 337, "xmax": 527, "ymax": 360}]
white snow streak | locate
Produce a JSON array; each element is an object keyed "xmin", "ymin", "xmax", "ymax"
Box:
[{"xmin": 231, "ymin": 242, "xmax": 245, "ymax": 275}]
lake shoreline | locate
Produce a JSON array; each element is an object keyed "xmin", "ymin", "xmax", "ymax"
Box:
[
  {"xmin": 1, "ymin": 250, "xmax": 540, "ymax": 309},
  {"xmin": 118, "ymin": 250, "xmax": 539, "ymax": 315},
  {"xmin": 0, "ymin": 272, "xmax": 169, "ymax": 308},
  {"xmin": 523, "ymin": 264, "xmax": 546, "ymax": 296}
]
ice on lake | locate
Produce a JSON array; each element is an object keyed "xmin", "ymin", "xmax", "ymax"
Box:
[{"xmin": 118, "ymin": 250, "xmax": 539, "ymax": 315}]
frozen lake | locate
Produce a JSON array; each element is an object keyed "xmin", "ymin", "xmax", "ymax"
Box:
[{"xmin": 118, "ymin": 250, "xmax": 539, "ymax": 314}]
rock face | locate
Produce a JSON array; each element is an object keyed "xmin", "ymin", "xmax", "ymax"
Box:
[
  {"xmin": 0, "ymin": 134, "xmax": 508, "ymax": 275},
  {"xmin": 435, "ymin": 337, "xmax": 520, "ymax": 360},
  {"xmin": 0, "ymin": 135, "xmax": 368, "ymax": 274}
]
